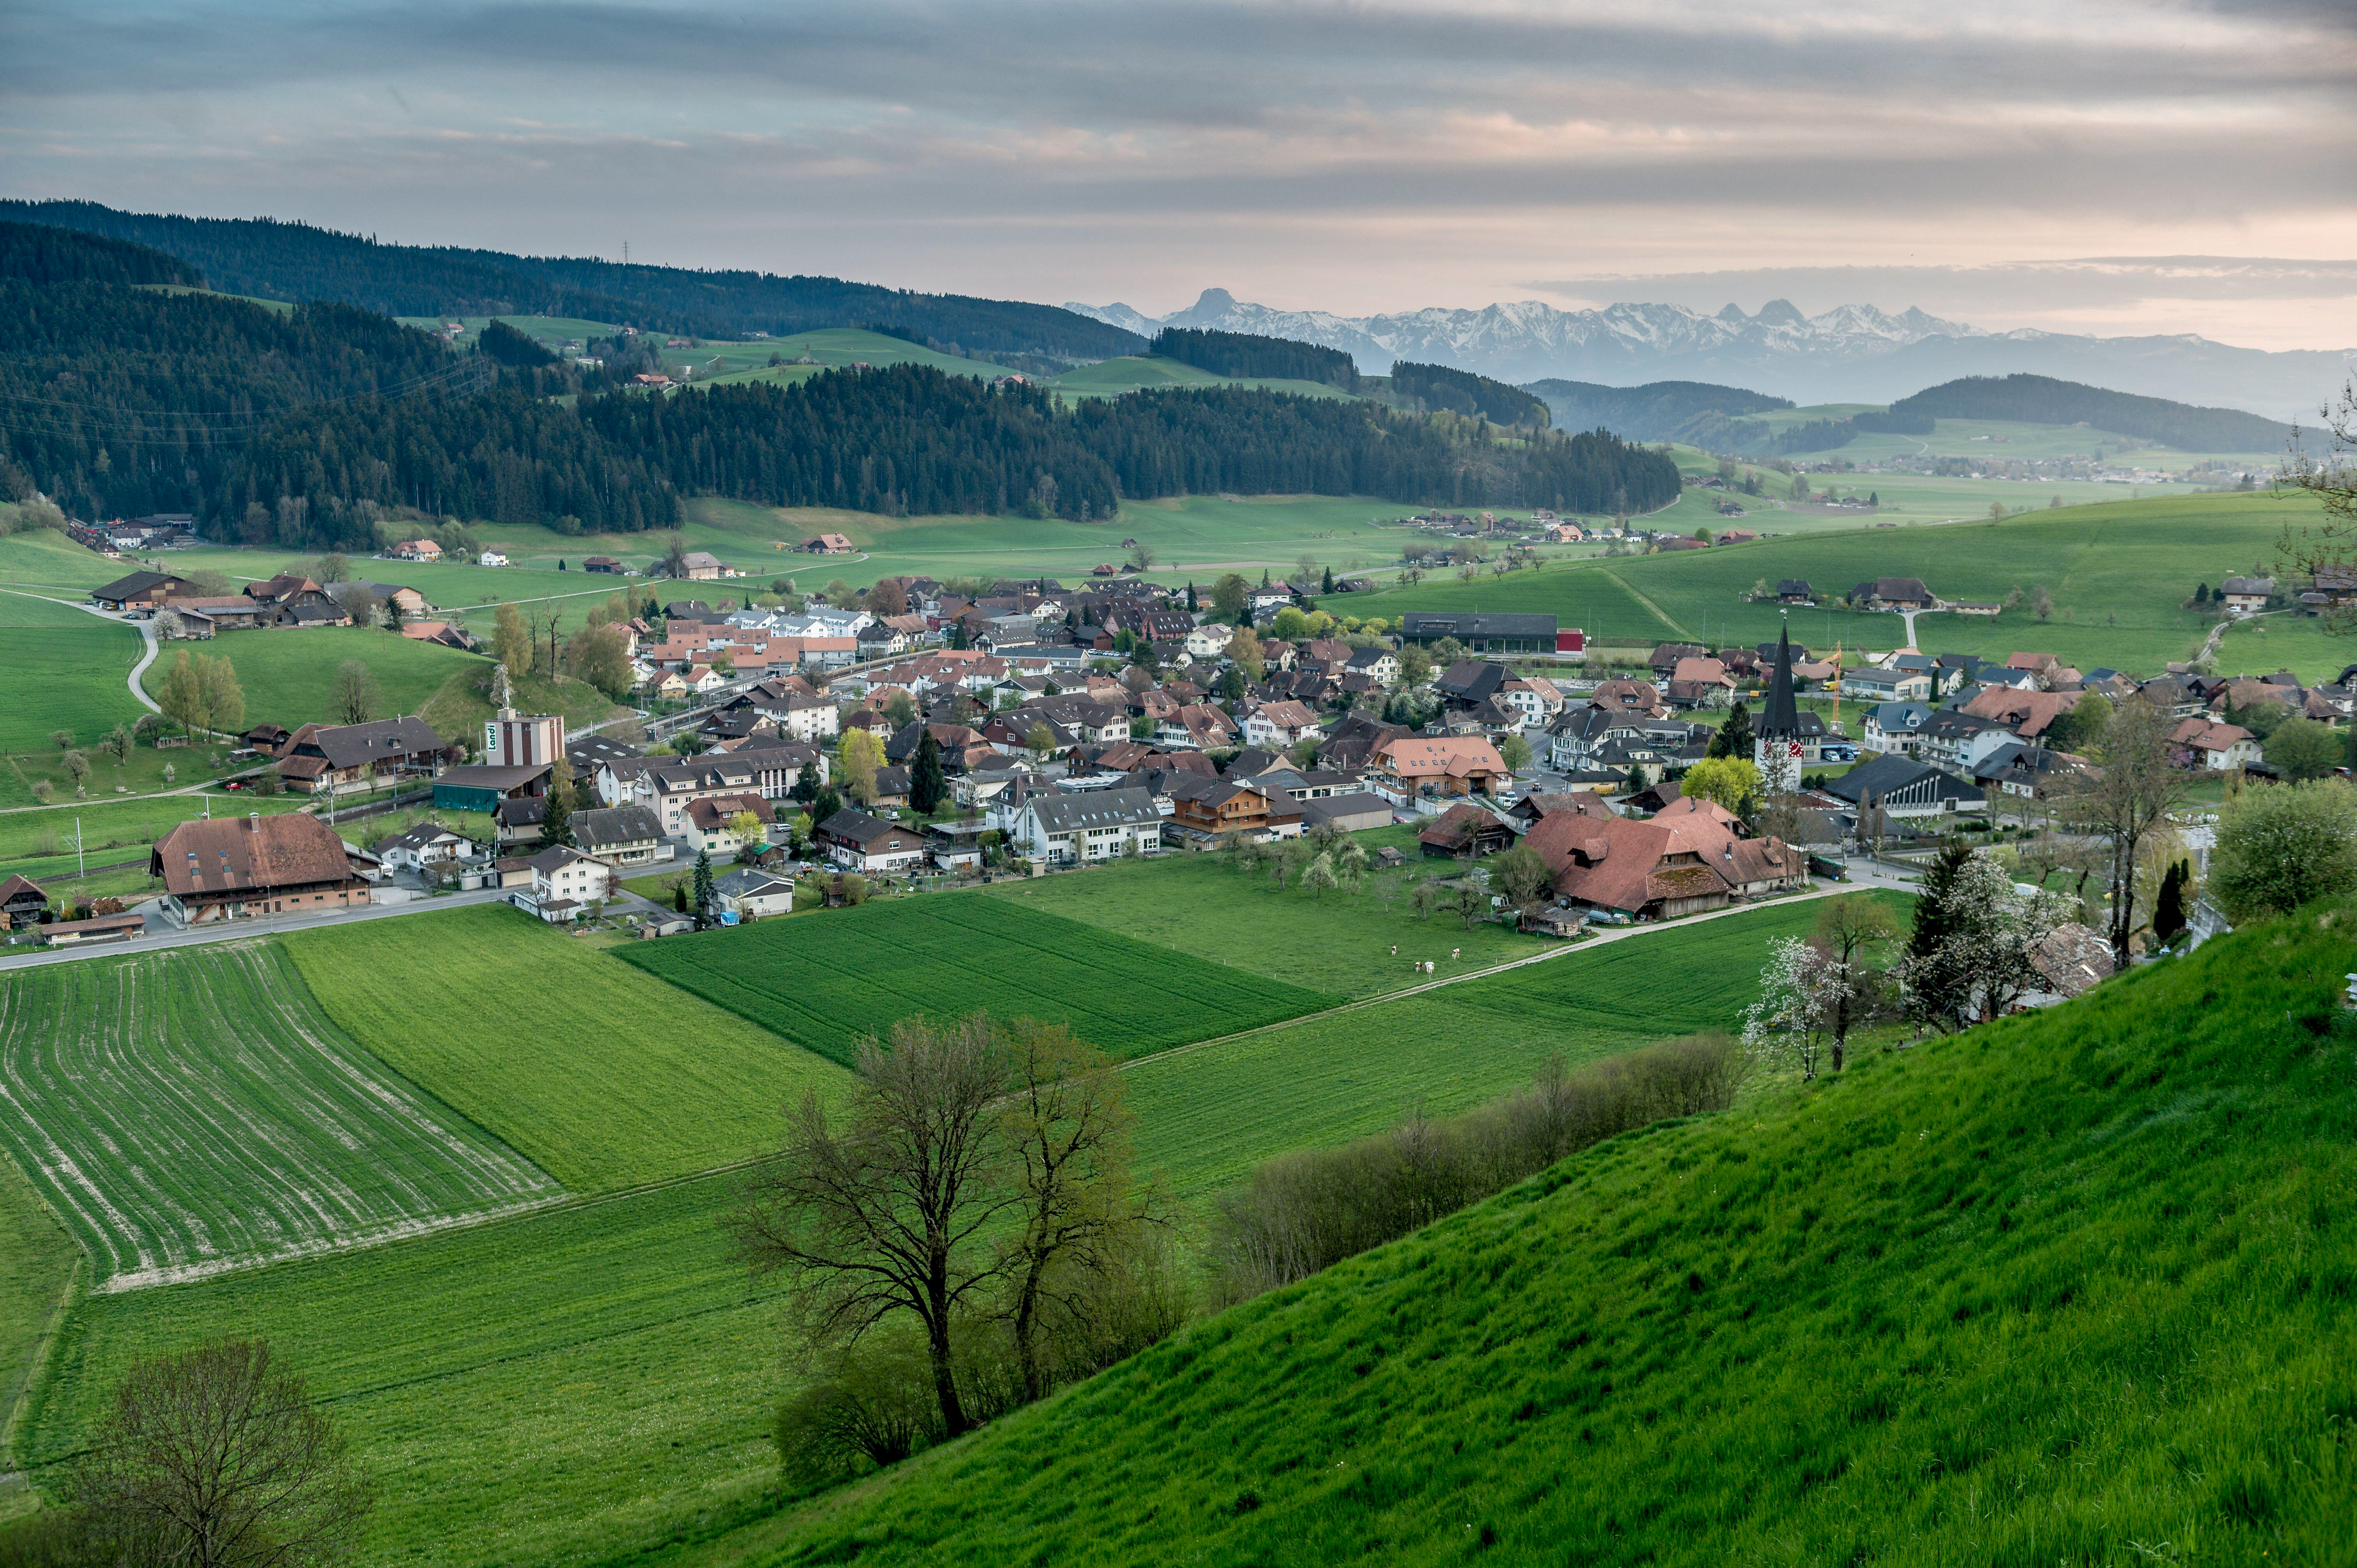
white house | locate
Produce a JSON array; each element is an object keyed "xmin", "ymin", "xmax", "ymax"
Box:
[
  {"xmin": 1184, "ymin": 623, "xmax": 1233, "ymax": 659},
  {"xmin": 510, "ymin": 844, "xmax": 614, "ymax": 921},
  {"xmin": 1241, "ymin": 700, "xmax": 1321, "ymax": 750},
  {"xmin": 712, "ymin": 867, "xmax": 795, "ymax": 918},
  {"xmin": 479, "ymin": 551, "xmax": 511, "ymax": 568},
  {"xmin": 1004, "ymin": 786, "xmax": 1164, "ymax": 866},
  {"xmin": 374, "ymin": 822, "xmax": 481, "ymax": 872}
]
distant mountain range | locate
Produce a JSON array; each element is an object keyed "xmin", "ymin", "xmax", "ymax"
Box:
[{"xmin": 1065, "ymin": 289, "xmax": 2352, "ymax": 422}]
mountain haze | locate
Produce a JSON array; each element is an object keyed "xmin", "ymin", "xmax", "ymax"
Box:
[{"xmin": 1068, "ymin": 289, "xmax": 2353, "ymax": 420}]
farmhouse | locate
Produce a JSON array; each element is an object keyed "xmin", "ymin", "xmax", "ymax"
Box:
[
  {"xmin": 1165, "ymin": 777, "xmax": 1302, "ymax": 846},
  {"xmin": 0, "ymin": 874, "xmax": 49, "ymax": 929},
  {"xmin": 1418, "ymin": 802, "xmax": 1517, "ymax": 859},
  {"xmin": 2220, "ymin": 576, "xmax": 2273, "ymax": 615},
  {"xmin": 1522, "ymin": 808, "xmax": 1806, "ymax": 920},
  {"xmin": 390, "ymin": 539, "xmax": 443, "ymax": 561},
  {"xmin": 804, "ymin": 534, "xmax": 856, "ymax": 554},
  {"xmin": 275, "ymin": 717, "xmax": 453, "ymax": 794},
  {"xmin": 815, "ymin": 808, "xmax": 929, "ymax": 873},
  {"xmin": 1848, "ymin": 577, "xmax": 1935, "ymax": 611},
  {"xmin": 583, "ymin": 556, "xmax": 624, "ymax": 574},
  {"xmin": 150, "ymin": 813, "xmax": 373, "ymax": 925},
  {"xmin": 1373, "ymin": 736, "xmax": 1511, "ymax": 801}
]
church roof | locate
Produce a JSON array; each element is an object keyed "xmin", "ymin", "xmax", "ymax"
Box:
[{"xmin": 1760, "ymin": 618, "xmax": 1800, "ymax": 736}]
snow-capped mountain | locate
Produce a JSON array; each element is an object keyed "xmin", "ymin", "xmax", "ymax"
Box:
[{"xmin": 1064, "ymin": 289, "xmax": 2349, "ymax": 421}]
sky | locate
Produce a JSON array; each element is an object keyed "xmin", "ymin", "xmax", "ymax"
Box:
[{"xmin": 6, "ymin": 0, "xmax": 2355, "ymax": 350}]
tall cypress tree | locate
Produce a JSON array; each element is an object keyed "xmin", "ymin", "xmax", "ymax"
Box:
[
  {"xmin": 912, "ymin": 729, "xmax": 947, "ymax": 814},
  {"xmin": 691, "ymin": 848, "xmax": 717, "ymax": 929},
  {"xmin": 2152, "ymin": 858, "xmax": 2188, "ymax": 943},
  {"xmin": 1904, "ymin": 841, "xmax": 1975, "ymax": 1029},
  {"xmin": 540, "ymin": 758, "xmax": 576, "ymax": 848},
  {"xmin": 1186, "ymin": 581, "xmax": 1198, "ymax": 613}
]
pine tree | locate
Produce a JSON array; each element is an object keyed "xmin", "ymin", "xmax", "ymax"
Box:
[
  {"xmin": 1710, "ymin": 701, "xmax": 1754, "ymax": 761},
  {"xmin": 1903, "ymin": 842, "xmax": 1975, "ymax": 1028},
  {"xmin": 1321, "ymin": 565, "xmax": 1334, "ymax": 594},
  {"xmin": 692, "ymin": 848, "xmax": 717, "ymax": 930},
  {"xmin": 541, "ymin": 758, "xmax": 576, "ymax": 847},
  {"xmin": 951, "ymin": 619, "xmax": 969, "ymax": 650},
  {"xmin": 912, "ymin": 729, "xmax": 947, "ymax": 814},
  {"xmin": 1186, "ymin": 582, "xmax": 1198, "ymax": 613}
]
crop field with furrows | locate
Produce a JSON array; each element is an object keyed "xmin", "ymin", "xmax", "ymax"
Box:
[
  {"xmin": 283, "ymin": 903, "xmax": 854, "ymax": 1191},
  {"xmin": 618, "ymin": 895, "xmax": 1338, "ymax": 1068},
  {"xmin": 1121, "ymin": 893, "xmax": 1908, "ymax": 1202},
  {"xmin": 0, "ymin": 942, "xmax": 557, "ymax": 1290}
]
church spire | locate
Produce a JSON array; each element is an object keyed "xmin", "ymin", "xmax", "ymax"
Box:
[{"xmin": 1761, "ymin": 614, "xmax": 1799, "ymax": 736}]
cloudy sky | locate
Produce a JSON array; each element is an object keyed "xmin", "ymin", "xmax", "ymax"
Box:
[{"xmin": 7, "ymin": 0, "xmax": 2355, "ymax": 348}]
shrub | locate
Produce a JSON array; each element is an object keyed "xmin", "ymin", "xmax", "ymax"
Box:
[{"xmin": 2207, "ymin": 779, "xmax": 2357, "ymax": 921}]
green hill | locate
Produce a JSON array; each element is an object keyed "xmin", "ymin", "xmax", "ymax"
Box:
[{"xmin": 730, "ymin": 902, "xmax": 2357, "ymax": 1565}]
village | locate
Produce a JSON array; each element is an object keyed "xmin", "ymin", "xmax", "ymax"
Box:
[{"xmin": 9, "ymin": 550, "xmax": 2320, "ymax": 992}]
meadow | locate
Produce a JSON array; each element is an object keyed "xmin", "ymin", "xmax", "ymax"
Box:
[
  {"xmin": 736, "ymin": 895, "xmax": 2357, "ymax": 1567},
  {"xmin": 1343, "ymin": 490, "xmax": 2347, "ymax": 677},
  {"xmin": 283, "ymin": 903, "xmax": 853, "ymax": 1190},
  {"xmin": 0, "ymin": 793, "xmax": 309, "ymax": 893},
  {"xmin": 0, "ymin": 591, "xmax": 148, "ymax": 758},
  {"xmin": 10, "ymin": 895, "xmax": 1846, "ymax": 1566},
  {"xmin": 0, "ymin": 530, "xmax": 126, "ymax": 593},
  {"xmin": 986, "ymin": 829, "xmax": 1548, "ymax": 996},
  {"xmin": 620, "ymin": 895, "xmax": 1336, "ymax": 1068},
  {"xmin": 0, "ymin": 1154, "xmax": 74, "ymax": 1522},
  {"xmin": 0, "ymin": 942, "xmax": 555, "ymax": 1290}
]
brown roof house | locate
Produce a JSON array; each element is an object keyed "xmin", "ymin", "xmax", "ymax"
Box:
[
  {"xmin": 274, "ymin": 717, "xmax": 453, "ymax": 794},
  {"xmin": 815, "ymin": 807, "xmax": 929, "ymax": 873},
  {"xmin": 1417, "ymin": 802, "xmax": 1518, "ymax": 859},
  {"xmin": 150, "ymin": 813, "xmax": 372, "ymax": 925}
]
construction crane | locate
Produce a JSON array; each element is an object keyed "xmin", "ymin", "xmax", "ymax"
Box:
[{"xmin": 1828, "ymin": 642, "xmax": 1845, "ymax": 736}]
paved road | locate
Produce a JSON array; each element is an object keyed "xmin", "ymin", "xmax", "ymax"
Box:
[{"xmin": 0, "ymin": 886, "xmax": 510, "ymax": 973}]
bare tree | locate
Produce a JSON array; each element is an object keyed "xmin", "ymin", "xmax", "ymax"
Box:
[
  {"xmin": 729, "ymin": 1016, "xmax": 1016, "ymax": 1437},
  {"xmin": 2276, "ymin": 377, "xmax": 2357, "ymax": 632},
  {"xmin": 1811, "ymin": 893, "xmax": 1898, "ymax": 1071},
  {"xmin": 332, "ymin": 660, "xmax": 380, "ymax": 726},
  {"xmin": 2055, "ymin": 692, "xmax": 2186, "ymax": 965},
  {"xmin": 73, "ymin": 1337, "xmax": 371, "ymax": 1568},
  {"xmin": 996, "ymin": 1021, "xmax": 1154, "ymax": 1403}
]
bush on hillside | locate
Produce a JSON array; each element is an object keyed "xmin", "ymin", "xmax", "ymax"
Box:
[
  {"xmin": 2207, "ymin": 778, "xmax": 2357, "ymax": 921},
  {"xmin": 1207, "ymin": 1035, "xmax": 1746, "ymax": 1303}
]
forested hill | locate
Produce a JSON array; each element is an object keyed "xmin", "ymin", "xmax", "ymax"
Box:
[
  {"xmin": 1387, "ymin": 362, "xmax": 1551, "ymax": 429},
  {"xmin": 0, "ymin": 221, "xmax": 203, "ymax": 288},
  {"xmin": 1151, "ymin": 328, "xmax": 1364, "ymax": 390},
  {"xmin": 1526, "ymin": 378, "xmax": 1793, "ymax": 443},
  {"xmin": 247, "ymin": 365, "xmax": 1679, "ymax": 546},
  {"xmin": 1888, "ymin": 373, "xmax": 2296, "ymax": 453},
  {"xmin": 0, "ymin": 202, "xmax": 1146, "ymax": 361}
]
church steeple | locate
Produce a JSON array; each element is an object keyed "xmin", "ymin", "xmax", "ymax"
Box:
[{"xmin": 1755, "ymin": 614, "xmax": 1802, "ymax": 794}]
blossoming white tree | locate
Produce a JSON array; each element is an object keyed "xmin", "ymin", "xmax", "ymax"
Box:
[{"xmin": 1741, "ymin": 936, "xmax": 1852, "ymax": 1082}]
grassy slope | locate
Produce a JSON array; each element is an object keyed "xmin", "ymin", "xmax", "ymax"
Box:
[
  {"xmin": 0, "ymin": 531, "xmax": 126, "ymax": 593},
  {"xmin": 0, "ymin": 943, "xmax": 555, "ymax": 1284},
  {"xmin": 746, "ymin": 903, "xmax": 2357, "ymax": 1567},
  {"xmin": 0, "ymin": 591, "xmax": 147, "ymax": 754},
  {"xmin": 617, "ymin": 895, "xmax": 1336, "ymax": 1068},
  {"xmin": 1050, "ymin": 356, "xmax": 1357, "ymax": 402},
  {"xmin": 283, "ymin": 904, "xmax": 853, "ymax": 1191},
  {"xmin": 985, "ymin": 830, "xmax": 1546, "ymax": 997},
  {"xmin": 0, "ymin": 795, "xmax": 312, "ymax": 892},
  {"xmin": 141, "ymin": 624, "xmax": 481, "ymax": 732},
  {"xmin": 12, "ymin": 899, "xmax": 1845, "ymax": 1568},
  {"xmin": 1340, "ymin": 491, "xmax": 2343, "ymax": 676}
]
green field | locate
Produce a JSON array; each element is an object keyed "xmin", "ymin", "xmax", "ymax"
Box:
[
  {"xmin": 1341, "ymin": 490, "xmax": 2349, "ymax": 678},
  {"xmin": 17, "ymin": 1168, "xmax": 786, "ymax": 1567},
  {"xmin": 0, "ymin": 530, "xmax": 127, "ymax": 593},
  {"xmin": 0, "ymin": 1153, "xmax": 74, "ymax": 1519},
  {"xmin": 620, "ymin": 895, "xmax": 1336, "ymax": 1068},
  {"xmin": 730, "ymin": 894, "xmax": 2356, "ymax": 1566},
  {"xmin": 11, "ymin": 895, "xmax": 1845, "ymax": 1564},
  {"xmin": 1048, "ymin": 355, "xmax": 1357, "ymax": 402},
  {"xmin": 138, "ymin": 623, "xmax": 481, "ymax": 733},
  {"xmin": 0, "ymin": 592, "xmax": 148, "ymax": 758},
  {"xmin": 0, "ymin": 792, "xmax": 310, "ymax": 893},
  {"xmin": 1119, "ymin": 892, "xmax": 1888, "ymax": 1201},
  {"xmin": 986, "ymin": 830, "xmax": 1546, "ymax": 996},
  {"xmin": 283, "ymin": 904, "xmax": 853, "ymax": 1191},
  {"xmin": 0, "ymin": 942, "xmax": 555, "ymax": 1289}
]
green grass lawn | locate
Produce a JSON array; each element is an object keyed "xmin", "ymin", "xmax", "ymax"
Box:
[
  {"xmin": 8, "ymin": 895, "xmax": 1858, "ymax": 1566},
  {"xmin": 0, "ymin": 943, "xmax": 555, "ymax": 1289},
  {"xmin": 618, "ymin": 895, "xmax": 1337, "ymax": 1068},
  {"xmin": 1340, "ymin": 490, "xmax": 2343, "ymax": 678},
  {"xmin": 985, "ymin": 836, "xmax": 1546, "ymax": 997},
  {"xmin": 140, "ymin": 625, "xmax": 484, "ymax": 733},
  {"xmin": 0, "ymin": 1153, "xmax": 74, "ymax": 1522},
  {"xmin": 732, "ymin": 894, "xmax": 2357, "ymax": 1566},
  {"xmin": 282, "ymin": 903, "xmax": 853, "ymax": 1191},
  {"xmin": 0, "ymin": 531, "xmax": 127, "ymax": 593}
]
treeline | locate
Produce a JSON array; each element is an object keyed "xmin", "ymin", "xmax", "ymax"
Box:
[
  {"xmin": 1208, "ymin": 1035, "xmax": 1746, "ymax": 1303},
  {"xmin": 1, "ymin": 202, "xmax": 1146, "ymax": 360},
  {"xmin": 1767, "ymin": 405, "xmax": 1934, "ymax": 454},
  {"xmin": 1387, "ymin": 361, "xmax": 1551, "ymax": 429},
  {"xmin": 1150, "ymin": 328, "xmax": 1363, "ymax": 390},
  {"xmin": 562, "ymin": 365, "xmax": 1680, "ymax": 520},
  {"xmin": 0, "ymin": 279, "xmax": 479, "ymax": 524},
  {"xmin": 1888, "ymin": 373, "xmax": 2293, "ymax": 454},
  {"xmin": 0, "ymin": 221, "xmax": 202, "ymax": 288}
]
